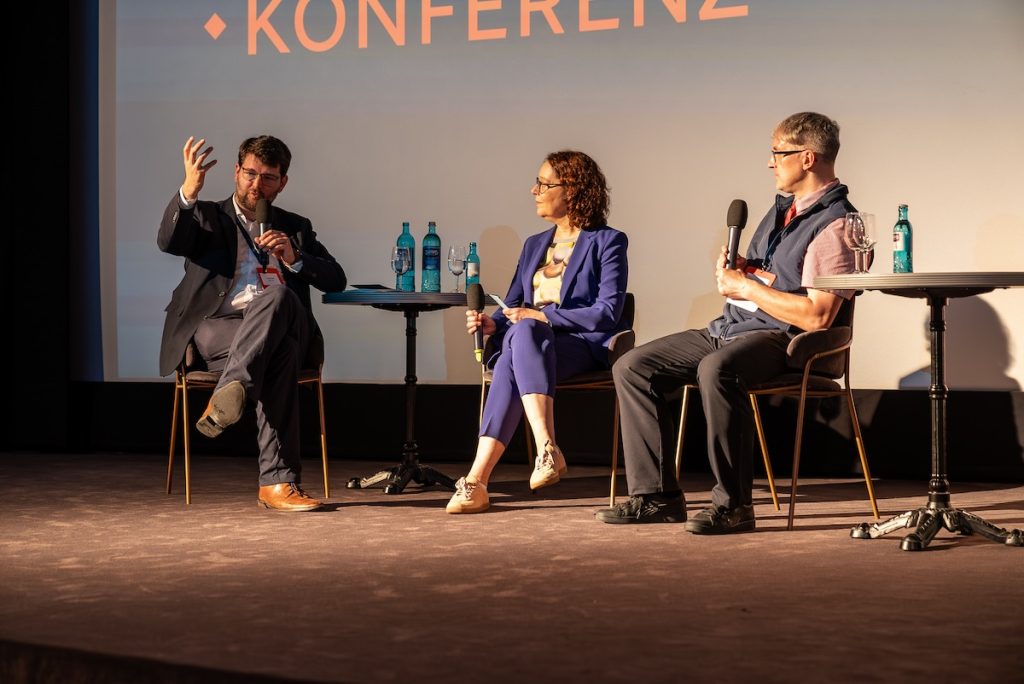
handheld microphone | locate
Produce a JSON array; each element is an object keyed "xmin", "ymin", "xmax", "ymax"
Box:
[
  {"xmin": 467, "ymin": 283, "xmax": 486, "ymax": 364},
  {"xmin": 726, "ymin": 199, "xmax": 748, "ymax": 269},
  {"xmin": 255, "ymin": 198, "xmax": 271, "ymax": 236}
]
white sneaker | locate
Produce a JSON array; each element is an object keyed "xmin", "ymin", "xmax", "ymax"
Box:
[
  {"xmin": 446, "ymin": 477, "xmax": 490, "ymax": 514},
  {"xmin": 530, "ymin": 441, "xmax": 567, "ymax": 491}
]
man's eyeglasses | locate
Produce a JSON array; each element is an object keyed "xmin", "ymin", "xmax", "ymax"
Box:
[
  {"xmin": 240, "ymin": 167, "xmax": 282, "ymax": 184},
  {"xmin": 770, "ymin": 149, "xmax": 807, "ymax": 163},
  {"xmin": 534, "ymin": 178, "xmax": 565, "ymax": 194}
]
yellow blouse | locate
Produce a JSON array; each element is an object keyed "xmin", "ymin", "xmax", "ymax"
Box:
[{"xmin": 533, "ymin": 237, "xmax": 577, "ymax": 307}]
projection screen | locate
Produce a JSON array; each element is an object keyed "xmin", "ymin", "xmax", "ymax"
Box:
[{"xmin": 103, "ymin": 0, "xmax": 1024, "ymax": 389}]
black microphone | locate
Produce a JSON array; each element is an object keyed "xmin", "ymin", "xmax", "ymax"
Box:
[
  {"xmin": 726, "ymin": 199, "xmax": 748, "ymax": 269},
  {"xmin": 467, "ymin": 283, "xmax": 486, "ymax": 364},
  {"xmin": 255, "ymin": 198, "xmax": 271, "ymax": 236}
]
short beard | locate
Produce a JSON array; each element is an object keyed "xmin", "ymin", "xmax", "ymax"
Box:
[{"xmin": 235, "ymin": 189, "xmax": 265, "ymax": 213}]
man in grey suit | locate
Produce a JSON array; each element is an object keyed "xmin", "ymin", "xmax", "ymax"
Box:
[{"xmin": 158, "ymin": 135, "xmax": 346, "ymax": 511}]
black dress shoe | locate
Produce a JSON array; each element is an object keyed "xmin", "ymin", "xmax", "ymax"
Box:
[
  {"xmin": 684, "ymin": 504, "xmax": 755, "ymax": 535},
  {"xmin": 196, "ymin": 380, "xmax": 246, "ymax": 438},
  {"xmin": 595, "ymin": 493, "xmax": 686, "ymax": 524}
]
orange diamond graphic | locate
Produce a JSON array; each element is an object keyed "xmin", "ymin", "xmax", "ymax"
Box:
[{"xmin": 204, "ymin": 13, "xmax": 226, "ymax": 40}]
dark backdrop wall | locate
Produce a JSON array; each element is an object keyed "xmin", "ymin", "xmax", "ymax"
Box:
[{"xmin": 6, "ymin": 4, "xmax": 73, "ymax": 451}]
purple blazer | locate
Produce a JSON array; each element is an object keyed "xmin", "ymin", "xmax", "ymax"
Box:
[{"xmin": 489, "ymin": 224, "xmax": 629, "ymax": 366}]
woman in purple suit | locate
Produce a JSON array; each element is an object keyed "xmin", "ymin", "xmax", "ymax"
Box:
[{"xmin": 446, "ymin": 150, "xmax": 629, "ymax": 513}]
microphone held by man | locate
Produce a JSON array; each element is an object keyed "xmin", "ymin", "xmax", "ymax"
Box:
[
  {"xmin": 255, "ymin": 197, "xmax": 271, "ymax": 236},
  {"xmin": 253, "ymin": 197, "xmax": 302, "ymax": 266},
  {"xmin": 726, "ymin": 198, "xmax": 748, "ymax": 269}
]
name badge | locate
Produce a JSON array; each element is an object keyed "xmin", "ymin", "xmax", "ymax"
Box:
[
  {"xmin": 748, "ymin": 267, "xmax": 777, "ymax": 287},
  {"xmin": 257, "ymin": 266, "xmax": 285, "ymax": 289}
]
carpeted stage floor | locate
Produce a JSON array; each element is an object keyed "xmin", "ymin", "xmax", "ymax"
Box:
[{"xmin": 2, "ymin": 452, "xmax": 1022, "ymax": 683}]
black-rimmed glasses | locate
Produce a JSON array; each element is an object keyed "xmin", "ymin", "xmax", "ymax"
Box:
[
  {"xmin": 770, "ymin": 149, "xmax": 807, "ymax": 162},
  {"xmin": 534, "ymin": 178, "xmax": 565, "ymax": 194},
  {"xmin": 240, "ymin": 167, "xmax": 282, "ymax": 184}
]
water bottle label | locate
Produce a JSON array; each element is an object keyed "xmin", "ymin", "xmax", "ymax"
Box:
[
  {"xmin": 424, "ymin": 247, "xmax": 440, "ymax": 270},
  {"xmin": 893, "ymin": 232, "xmax": 906, "ymax": 252},
  {"xmin": 466, "ymin": 262, "xmax": 479, "ymax": 278}
]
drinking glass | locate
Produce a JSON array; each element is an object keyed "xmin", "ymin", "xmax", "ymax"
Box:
[
  {"xmin": 855, "ymin": 213, "xmax": 877, "ymax": 273},
  {"xmin": 842, "ymin": 213, "xmax": 863, "ymax": 273},
  {"xmin": 447, "ymin": 245, "xmax": 466, "ymax": 292},
  {"xmin": 391, "ymin": 246, "xmax": 411, "ymax": 283},
  {"xmin": 844, "ymin": 212, "xmax": 876, "ymax": 274}
]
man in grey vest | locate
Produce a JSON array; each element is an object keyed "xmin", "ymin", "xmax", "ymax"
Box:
[{"xmin": 597, "ymin": 112, "xmax": 857, "ymax": 532}]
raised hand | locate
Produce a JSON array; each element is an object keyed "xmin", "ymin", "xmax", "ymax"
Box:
[{"xmin": 181, "ymin": 136, "xmax": 217, "ymax": 201}]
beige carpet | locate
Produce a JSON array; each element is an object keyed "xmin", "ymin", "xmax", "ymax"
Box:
[{"xmin": 2, "ymin": 452, "xmax": 1022, "ymax": 683}]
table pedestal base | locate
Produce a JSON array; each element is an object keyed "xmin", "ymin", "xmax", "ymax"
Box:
[
  {"xmin": 805, "ymin": 275, "xmax": 1024, "ymax": 553},
  {"xmin": 347, "ymin": 461, "xmax": 456, "ymax": 495},
  {"xmin": 322, "ymin": 292, "xmax": 466, "ymax": 497},
  {"xmin": 851, "ymin": 495, "xmax": 1023, "ymax": 551}
]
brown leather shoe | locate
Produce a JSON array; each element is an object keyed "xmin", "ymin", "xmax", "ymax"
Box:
[
  {"xmin": 258, "ymin": 483, "xmax": 323, "ymax": 512},
  {"xmin": 196, "ymin": 381, "xmax": 245, "ymax": 439}
]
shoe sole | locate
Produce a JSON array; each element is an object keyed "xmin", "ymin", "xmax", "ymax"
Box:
[
  {"xmin": 529, "ymin": 473, "xmax": 560, "ymax": 491},
  {"xmin": 446, "ymin": 503, "xmax": 490, "ymax": 514},
  {"xmin": 258, "ymin": 499, "xmax": 322, "ymax": 512},
  {"xmin": 529, "ymin": 465, "xmax": 568, "ymax": 491},
  {"xmin": 196, "ymin": 381, "xmax": 246, "ymax": 438},
  {"xmin": 684, "ymin": 519, "xmax": 756, "ymax": 535},
  {"xmin": 595, "ymin": 511, "xmax": 686, "ymax": 524}
]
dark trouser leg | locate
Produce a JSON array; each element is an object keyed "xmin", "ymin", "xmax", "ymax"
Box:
[
  {"xmin": 613, "ymin": 329, "xmax": 715, "ymax": 497},
  {"xmin": 193, "ymin": 314, "xmax": 241, "ymax": 374},
  {"xmin": 194, "ymin": 287, "xmax": 311, "ymax": 486},
  {"xmin": 254, "ymin": 315, "xmax": 307, "ymax": 486},
  {"xmin": 219, "ymin": 287, "xmax": 310, "ymax": 399},
  {"xmin": 697, "ymin": 331, "xmax": 790, "ymax": 509}
]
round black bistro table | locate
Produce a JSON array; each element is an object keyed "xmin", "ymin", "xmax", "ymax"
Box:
[
  {"xmin": 814, "ymin": 272, "xmax": 1024, "ymax": 550},
  {"xmin": 322, "ymin": 289, "xmax": 467, "ymax": 494}
]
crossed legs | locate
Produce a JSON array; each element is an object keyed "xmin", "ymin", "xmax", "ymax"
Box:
[
  {"xmin": 193, "ymin": 287, "xmax": 320, "ymax": 510},
  {"xmin": 448, "ymin": 319, "xmax": 595, "ymax": 512}
]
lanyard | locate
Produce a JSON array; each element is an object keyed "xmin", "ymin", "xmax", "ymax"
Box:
[
  {"xmin": 235, "ymin": 215, "xmax": 269, "ymax": 267},
  {"xmin": 763, "ymin": 204, "xmax": 799, "ymax": 271},
  {"xmin": 763, "ymin": 227, "xmax": 786, "ymax": 271}
]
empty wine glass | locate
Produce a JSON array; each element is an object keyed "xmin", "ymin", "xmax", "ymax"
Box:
[
  {"xmin": 855, "ymin": 213, "xmax": 876, "ymax": 273},
  {"xmin": 842, "ymin": 214, "xmax": 862, "ymax": 273},
  {"xmin": 391, "ymin": 246, "xmax": 412, "ymax": 289},
  {"xmin": 447, "ymin": 245, "xmax": 466, "ymax": 293},
  {"xmin": 844, "ymin": 212, "xmax": 876, "ymax": 274}
]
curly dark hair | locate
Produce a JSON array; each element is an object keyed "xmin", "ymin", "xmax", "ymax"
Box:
[
  {"xmin": 545, "ymin": 150, "xmax": 610, "ymax": 230},
  {"xmin": 237, "ymin": 135, "xmax": 292, "ymax": 177}
]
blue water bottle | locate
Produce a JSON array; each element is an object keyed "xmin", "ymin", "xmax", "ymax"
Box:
[
  {"xmin": 465, "ymin": 241, "xmax": 480, "ymax": 287},
  {"xmin": 396, "ymin": 221, "xmax": 416, "ymax": 291},
  {"xmin": 892, "ymin": 204, "xmax": 913, "ymax": 273},
  {"xmin": 421, "ymin": 220, "xmax": 441, "ymax": 292}
]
